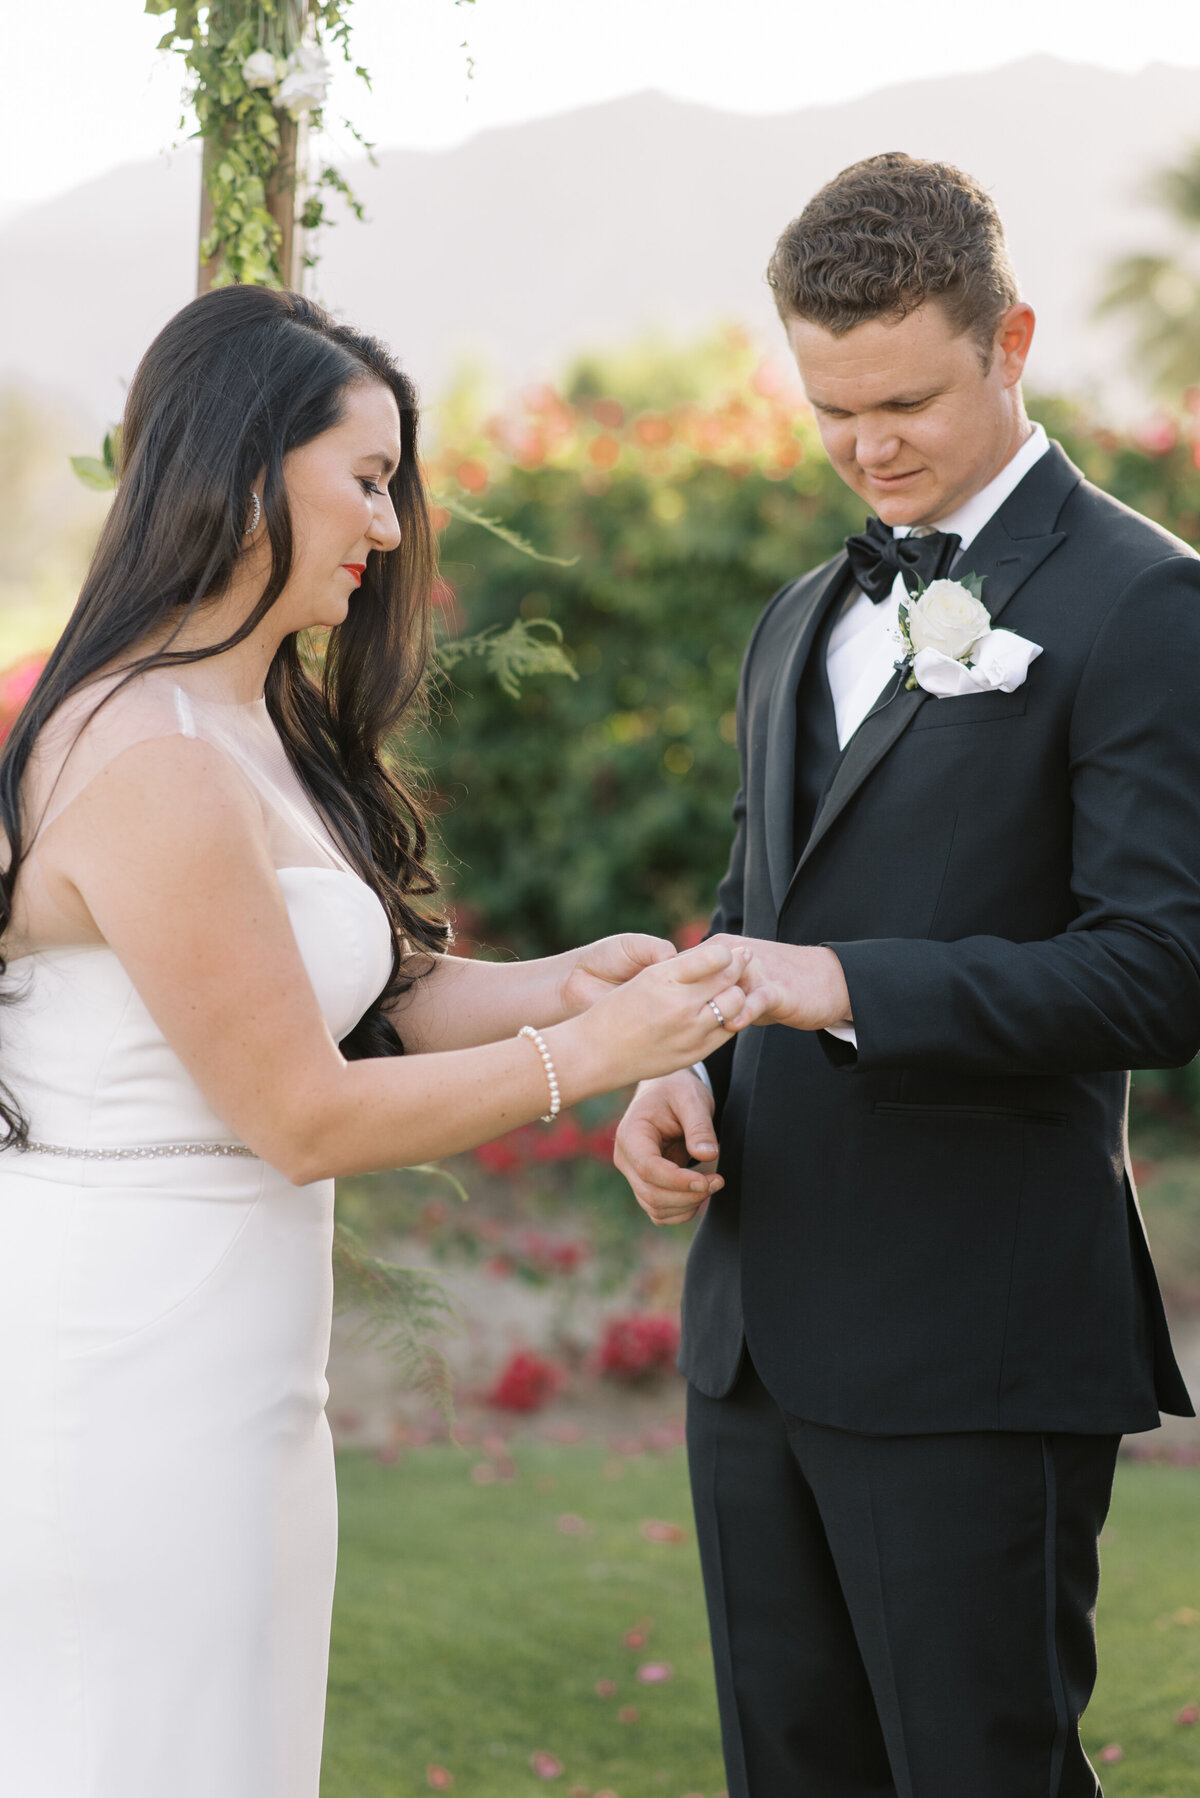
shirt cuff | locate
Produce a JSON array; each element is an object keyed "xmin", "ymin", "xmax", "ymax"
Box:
[
  {"xmin": 691, "ymin": 1061, "xmax": 714, "ymax": 1094},
  {"xmin": 823, "ymin": 1021, "xmax": 858, "ymax": 1048}
]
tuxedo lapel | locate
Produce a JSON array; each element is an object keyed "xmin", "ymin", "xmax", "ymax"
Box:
[
  {"xmin": 763, "ymin": 556, "xmax": 853, "ymax": 911},
  {"xmin": 781, "ymin": 443, "xmax": 1080, "ymax": 906}
]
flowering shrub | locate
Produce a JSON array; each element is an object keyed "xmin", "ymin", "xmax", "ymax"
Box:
[
  {"xmin": 487, "ymin": 1349, "xmax": 566, "ymax": 1413},
  {"xmin": 596, "ymin": 1313, "xmax": 681, "ymax": 1383},
  {"xmin": 473, "ymin": 1111, "xmax": 618, "ymax": 1177},
  {"xmin": 0, "ymin": 656, "xmax": 45, "ymax": 743},
  {"xmin": 426, "ymin": 343, "xmax": 1200, "ymax": 958}
]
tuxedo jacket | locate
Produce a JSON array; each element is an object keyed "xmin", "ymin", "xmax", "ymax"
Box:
[{"xmin": 680, "ymin": 442, "xmax": 1200, "ymax": 1434}]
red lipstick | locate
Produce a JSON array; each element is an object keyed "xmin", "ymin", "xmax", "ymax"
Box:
[{"xmin": 342, "ymin": 563, "xmax": 366, "ymax": 585}]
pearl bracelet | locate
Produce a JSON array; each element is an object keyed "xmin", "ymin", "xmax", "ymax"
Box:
[{"xmin": 518, "ymin": 1024, "xmax": 561, "ymax": 1123}]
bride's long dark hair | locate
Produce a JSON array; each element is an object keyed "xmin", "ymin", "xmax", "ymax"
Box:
[{"xmin": 0, "ymin": 285, "xmax": 450, "ymax": 1143}]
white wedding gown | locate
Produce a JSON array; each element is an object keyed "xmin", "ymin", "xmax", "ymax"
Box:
[{"xmin": 0, "ymin": 671, "xmax": 394, "ymax": 1797}]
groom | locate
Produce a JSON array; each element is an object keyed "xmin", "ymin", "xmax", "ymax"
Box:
[{"xmin": 615, "ymin": 153, "xmax": 1200, "ymax": 1797}]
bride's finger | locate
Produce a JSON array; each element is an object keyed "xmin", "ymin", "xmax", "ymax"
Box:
[
  {"xmin": 671, "ymin": 941, "xmax": 741, "ymax": 985},
  {"xmin": 706, "ymin": 983, "xmax": 748, "ymax": 1027}
]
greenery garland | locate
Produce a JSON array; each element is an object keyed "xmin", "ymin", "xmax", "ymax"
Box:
[{"xmin": 146, "ymin": 0, "xmax": 371, "ymax": 286}]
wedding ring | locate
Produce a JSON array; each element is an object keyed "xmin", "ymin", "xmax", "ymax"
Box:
[{"xmin": 707, "ymin": 999, "xmax": 727, "ymax": 1029}]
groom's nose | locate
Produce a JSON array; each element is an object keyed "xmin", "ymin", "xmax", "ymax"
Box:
[{"xmin": 855, "ymin": 418, "xmax": 905, "ymax": 469}]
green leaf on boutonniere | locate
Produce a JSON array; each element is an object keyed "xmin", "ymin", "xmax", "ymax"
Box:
[{"xmin": 960, "ymin": 571, "xmax": 985, "ymax": 602}]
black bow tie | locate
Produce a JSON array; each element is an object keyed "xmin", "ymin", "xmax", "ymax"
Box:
[{"xmin": 843, "ymin": 516, "xmax": 962, "ymax": 604}]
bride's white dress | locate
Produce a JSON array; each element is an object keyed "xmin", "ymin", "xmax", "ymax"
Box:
[{"xmin": 0, "ymin": 672, "xmax": 393, "ymax": 1797}]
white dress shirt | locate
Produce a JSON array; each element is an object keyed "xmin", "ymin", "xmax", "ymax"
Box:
[{"xmin": 695, "ymin": 424, "xmax": 1051, "ymax": 1081}]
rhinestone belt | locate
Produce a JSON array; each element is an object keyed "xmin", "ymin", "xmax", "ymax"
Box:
[{"xmin": 20, "ymin": 1140, "xmax": 255, "ymax": 1162}]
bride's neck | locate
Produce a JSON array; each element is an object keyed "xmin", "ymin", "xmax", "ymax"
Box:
[{"xmin": 132, "ymin": 587, "xmax": 286, "ymax": 705}]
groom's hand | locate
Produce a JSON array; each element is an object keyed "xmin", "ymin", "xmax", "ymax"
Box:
[
  {"xmin": 709, "ymin": 934, "xmax": 852, "ymax": 1032},
  {"xmin": 560, "ymin": 932, "xmax": 677, "ymax": 1014},
  {"xmin": 613, "ymin": 1071, "xmax": 723, "ymax": 1227}
]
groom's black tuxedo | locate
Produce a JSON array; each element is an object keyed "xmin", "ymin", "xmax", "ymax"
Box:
[
  {"xmin": 680, "ymin": 441, "xmax": 1200, "ymax": 1798},
  {"xmin": 682, "ymin": 441, "xmax": 1198, "ymax": 1434}
]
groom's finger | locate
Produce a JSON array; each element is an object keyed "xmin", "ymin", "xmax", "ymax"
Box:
[{"xmin": 615, "ymin": 1115, "xmax": 722, "ymax": 1197}]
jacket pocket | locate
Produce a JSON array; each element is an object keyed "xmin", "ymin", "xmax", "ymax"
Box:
[
  {"xmin": 909, "ymin": 688, "xmax": 1028, "ymax": 729},
  {"xmin": 873, "ymin": 1100, "xmax": 1068, "ymax": 1127}
]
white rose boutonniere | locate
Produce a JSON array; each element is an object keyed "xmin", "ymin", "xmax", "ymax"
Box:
[{"xmin": 897, "ymin": 574, "xmax": 1043, "ymax": 699}]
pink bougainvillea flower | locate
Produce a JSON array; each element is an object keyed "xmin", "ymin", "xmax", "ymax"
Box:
[
  {"xmin": 636, "ymin": 1661, "xmax": 674, "ymax": 1684},
  {"xmin": 426, "ymin": 1765, "xmax": 453, "ymax": 1789},
  {"xmin": 530, "ymin": 1750, "xmax": 564, "ymax": 1778},
  {"xmin": 1177, "ymin": 1703, "xmax": 1199, "ymax": 1725},
  {"xmin": 617, "ymin": 1705, "xmax": 639, "ymax": 1724},
  {"xmin": 640, "ymin": 1519, "xmax": 688, "ymax": 1544},
  {"xmin": 1098, "ymin": 1744, "xmax": 1124, "ymax": 1763},
  {"xmin": 594, "ymin": 1678, "xmax": 617, "ymax": 1698}
]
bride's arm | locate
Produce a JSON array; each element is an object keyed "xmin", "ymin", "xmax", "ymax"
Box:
[
  {"xmin": 387, "ymin": 934, "xmax": 678, "ymax": 1053},
  {"xmin": 40, "ymin": 737, "xmax": 766, "ymax": 1184}
]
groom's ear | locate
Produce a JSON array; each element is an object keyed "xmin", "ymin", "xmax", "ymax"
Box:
[{"xmin": 992, "ymin": 303, "xmax": 1036, "ymax": 387}]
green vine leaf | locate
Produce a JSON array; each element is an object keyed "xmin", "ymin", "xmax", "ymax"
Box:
[
  {"xmin": 436, "ymin": 493, "xmax": 580, "ymax": 567},
  {"xmin": 437, "ymin": 618, "xmax": 579, "ymax": 701},
  {"xmin": 70, "ymin": 456, "xmax": 116, "ymax": 492}
]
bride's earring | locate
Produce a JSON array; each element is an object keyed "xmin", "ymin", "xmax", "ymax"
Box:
[{"xmin": 244, "ymin": 492, "xmax": 262, "ymax": 538}]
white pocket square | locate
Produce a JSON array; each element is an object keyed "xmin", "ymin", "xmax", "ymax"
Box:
[{"xmin": 912, "ymin": 629, "xmax": 1043, "ymax": 699}]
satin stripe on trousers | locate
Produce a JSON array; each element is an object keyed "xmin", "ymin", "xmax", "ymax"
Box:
[{"xmin": 686, "ymin": 1357, "xmax": 1119, "ymax": 1798}]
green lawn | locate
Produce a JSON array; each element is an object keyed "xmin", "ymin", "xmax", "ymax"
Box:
[{"xmin": 324, "ymin": 1445, "xmax": 1200, "ymax": 1798}]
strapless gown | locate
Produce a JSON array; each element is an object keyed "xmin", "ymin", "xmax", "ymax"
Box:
[{"xmin": 0, "ymin": 866, "xmax": 393, "ymax": 1797}]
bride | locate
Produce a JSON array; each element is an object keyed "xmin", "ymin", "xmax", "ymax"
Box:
[{"xmin": 0, "ymin": 285, "xmax": 767, "ymax": 1797}]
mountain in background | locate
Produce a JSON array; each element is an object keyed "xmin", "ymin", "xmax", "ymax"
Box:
[{"xmin": 4, "ymin": 55, "xmax": 1199, "ymax": 429}]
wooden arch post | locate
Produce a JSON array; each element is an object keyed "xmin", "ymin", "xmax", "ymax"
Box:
[{"xmin": 197, "ymin": 0, "xmax": 309, "ymax": 294}]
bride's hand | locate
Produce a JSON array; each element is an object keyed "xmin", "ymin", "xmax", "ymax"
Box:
[
  {"xmin": 559, "ymin": 932, "xmax": 678, "ymax": 1013},
  {"xmin": 554, "ymin": 939, "xmax": 772, "ymax": 1093}
]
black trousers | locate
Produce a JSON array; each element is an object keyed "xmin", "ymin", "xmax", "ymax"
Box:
[{"xmin": 686, "ymin": 1357, "xmax": 1120, "ymax": 1798}]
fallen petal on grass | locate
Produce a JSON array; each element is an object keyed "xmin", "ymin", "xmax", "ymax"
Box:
[
  {"xmin": 595, "ymin": 1678, "xmax": 617, "ymax": 1697},
  {"xmin": 426, "ymin": 1766, "xmax": 453, "ymax": 1789},
  {"xmin": 1177, "ymin": 1702, "xmax": 1199, "ymax": 1725},
  {"xmin": 1098, "ymin": 1743, "xmax": 1124, "ymax": 1763},
  {"xmin": 557, "ymin": 1513, "xmax": 593, "ymax": 1537},
  {"xmin": 640, "ymin": 1519, "xmax": 688, "ymax": 1543},
  {"xmin": 531, "ymin": 1749, "xmax": 564, "ymax": 1778},
  {"xmin": 617, "ymin": 1705, "xmax": 640, "ymax": 1724},
  {"xmin": 637, "ymin": 1661, "xmax": 675, "ymax": 1684}
]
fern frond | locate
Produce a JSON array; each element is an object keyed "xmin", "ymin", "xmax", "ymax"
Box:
[
  {"xmin": 437, "ymin": 618, "xmax": 579, "ymax": 700},
  {"xmin": 332, "ymin": 1218, "xmax": 459, "ymax": 1421},
  {"xmin": 434, "ymin": 492, "xmax": 579, "ymax": 567}
]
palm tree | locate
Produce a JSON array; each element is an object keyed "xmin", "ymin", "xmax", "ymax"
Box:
[{"xmin": 1098, "ymin": 145, "xmax": 1200, "ymax": 396}]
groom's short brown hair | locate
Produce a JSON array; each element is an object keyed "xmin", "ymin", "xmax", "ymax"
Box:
[{"xmin": 767, "ymin": 152, "xmax": 1020, "ymax": 359}]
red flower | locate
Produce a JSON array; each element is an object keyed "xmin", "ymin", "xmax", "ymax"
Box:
[
  {"xmin": 597, "ymin": 1313, "xmax": 681, "ymax": 1382},
  {"xmin": 488, "ymin": 1350, "xmax": 565, "ymax": 1412},
  {"xmin": 473, "ymin": 1135, "xmax": 523, "ymax": 1175}
]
